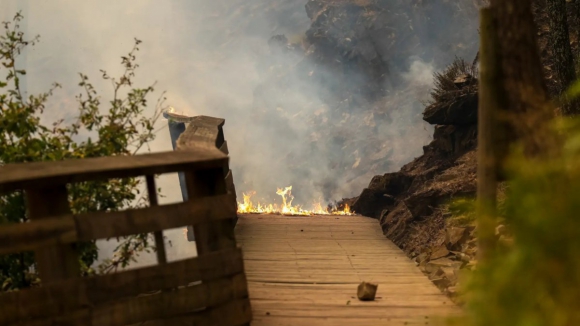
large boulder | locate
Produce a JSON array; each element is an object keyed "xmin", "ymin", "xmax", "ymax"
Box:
[
  {"xmin": 429, "ymin": 124, "xmax": 478, "ymax": 156},
  {"xmin": 423, "ymin": 92, "xmax": 478, "ymax": 125},
  {"xmin": 368, "ymin": 172, "xmax": 414, "ymax": 197},
  {"xmin": 352, "ymin": 188, "xmax": 396, "ymax": 218},
  {"xmin": 380, "ymin": 201, "xmax": 414, "ymax": 242}
]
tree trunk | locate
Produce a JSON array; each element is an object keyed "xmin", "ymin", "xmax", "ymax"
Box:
[
  {"xmin": 546, "ymin": 0, "xmax": 578, "ymax": 114},
  {"xmin": 489, "ymin": 0, "xmax": 558, "ymax": 156},
  {"xmin": 572, "ymin": 0, "xmax": 580, "ymax": 58}
]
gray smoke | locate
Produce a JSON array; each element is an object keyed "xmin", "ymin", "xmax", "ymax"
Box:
[{"xmin": 0, "ymin": 0, "xmax": 479, "ymax": 267}]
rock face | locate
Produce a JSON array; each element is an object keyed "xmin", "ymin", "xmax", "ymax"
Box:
[
  {"xmin": 423, "ymin": 92, "xmax": 478, "ymax": 125},
  {"xmin": 350, "ymin": 58, "xmax": 479, "ymax": 256}
]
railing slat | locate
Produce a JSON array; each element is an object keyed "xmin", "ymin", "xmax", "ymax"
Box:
[
  {"xmin": 146, "ymin": 175, "xmax": 167, "ymax": 264},
  {"xmin": 0, "ymin": 248, "xmax": 245, "ymax": 325},
  {"xmin": 0, "ymin": 194, "xmax": 236, "ymax": 255},
  {"xmin": 0, "ymin": 149, "xmax": 227, "ymax": 193},
  {"xmin": 25, "ymin": 185, "xmax": 80, "ymax": 284},
  {"xmin": 141, "ymin": 298, "xmax": 252, "ymax": 326},
  {"xmin": 15, "ymin": 274, "xmax": 248, "ymax": 326},
  {"xmin": 187, "ymin": 168, "xmax": 237, "ymax": 255}
]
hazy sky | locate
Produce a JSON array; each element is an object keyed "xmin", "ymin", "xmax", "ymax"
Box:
[{"xmin": 0, "ymin": 0, "xmax": 314, "ymax": 267}]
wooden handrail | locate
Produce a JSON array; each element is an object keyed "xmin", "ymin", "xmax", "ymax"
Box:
[
  {"xmin": 0, "ymin": 148, "xmax": 227, "ymax": 193},
  {"xmin": 0, "ymin": 194, "xmax": 236, "ymax": 255}
]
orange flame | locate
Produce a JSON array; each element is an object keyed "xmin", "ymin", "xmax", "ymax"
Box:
[{"xmin": 237, "ymin": 185, "xmax": 354, "ymax": 216}]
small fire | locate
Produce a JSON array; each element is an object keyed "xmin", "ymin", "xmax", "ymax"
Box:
[{"xmin": 237, "ymin": 185, "xmax": 354, "ymax": 216}]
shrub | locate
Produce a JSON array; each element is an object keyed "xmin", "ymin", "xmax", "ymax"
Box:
[{"xmin": 0, "ymin": 12, "xmax": 165, "ymax": 290}]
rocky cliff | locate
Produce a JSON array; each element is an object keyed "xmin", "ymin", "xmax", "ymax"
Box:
[{"xmin": 351, "ymin": 58, "xmax": 478, "ymax": 257}]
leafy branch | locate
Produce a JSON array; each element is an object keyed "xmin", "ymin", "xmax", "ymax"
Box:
[{"xmin": 0, "ymin": 12, "xmax": 168, "ymax": 289}]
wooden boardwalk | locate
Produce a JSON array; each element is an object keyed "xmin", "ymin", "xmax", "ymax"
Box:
[{"xmin": 236, "ymin": 214, "xmax": 461, "ymax": 326}]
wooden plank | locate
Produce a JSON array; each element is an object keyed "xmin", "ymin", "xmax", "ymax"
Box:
[
  {"xmin": 0, "ymin": 149, "xmax": 227, "ymax": 193},
  {"xmin": 146, "ymin": 175, "xmax": 167, "ymax": 264},
  {"xmin": 236, "ymin": 214, "xmax": 461, "ymax": 324},
  {"xmin": 192, "ymin": 115, "xmax": 225, "ymax": 128},
  {"xmin": 225, "ymin": 169, "xmax": 236, "ymax": 197},
  {"xmin": 220, "ymin": 140, "xmax": 229, "ymax": 155},
  {"xmin": 17, "ymin": 274, "xmax": 248, "ymax": 326},
  {"xmin": 0, "ymin": 194, "xmax": 236, "ymax": 255},
  {"xmin": 0, "ymin": 248, "xmax": 245, "ymax": 325},
  {"xmin": 92, "ymin": 273, "xmax": 248, "ymax": 326},
  {"xmin": 177, "ymin": 116, "xmax": 225, "ymax": 150},
  {"xmin": 26, "ymin": 186, "xmax": 80, "ymax": 284},
  {"xmin": 249, "ymin": 316, "xmax": 448, "ymax": 326},
  {"xmin": 225, "ymin": 169, "xmax": 238, "ymax": 227},
  {"xmin": 0, "ymin": 218, "xmax": 77, "ymax": 255},
  {"xmin": 142, "ymin": 298, "xmax": 252, "ymax": 326},
  {"xmin": 163, "ymin": 111, "xmax": 196, "ymax": 123},
  {"xmin": 187, "ymin": 168, "xmax": 236, "ymax": 255}
]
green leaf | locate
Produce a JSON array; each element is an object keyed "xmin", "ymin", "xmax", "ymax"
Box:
[{"xmin": 565, "ymin": 79, "xmax": 580, "ymax": 99}]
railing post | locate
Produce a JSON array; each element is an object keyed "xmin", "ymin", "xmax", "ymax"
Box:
[
  {"xmin": 184, "ymin": 167, "xmax": 236, "ymax": 254},
  {"xmin": 170, "ymin": 114, "xmax": 239, "ymax": 242},
  {"xmin": 146, "ymin": 175, "xmax": 167, "ymax": 264},
  {"xmin": 164, "ymin": 111, "xmax": 195, "ymax": 240},
  {"xmin": 25, "ymin": 185, "xmax": 79, "ymax": 282}
]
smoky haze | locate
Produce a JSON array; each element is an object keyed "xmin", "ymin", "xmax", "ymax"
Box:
[{"xmin": 0, "ymin": 0, "xmax": 478, "ymax": 266}]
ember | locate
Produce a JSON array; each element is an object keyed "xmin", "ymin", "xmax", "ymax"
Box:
[{"xmin": 237, "ymin": 185, "xmax": 354, "ymax": 216}]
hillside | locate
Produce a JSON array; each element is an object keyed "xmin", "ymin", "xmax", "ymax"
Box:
[{"xmin": 346, "ymin": 0, "xmax": 580, "ymax": 298}]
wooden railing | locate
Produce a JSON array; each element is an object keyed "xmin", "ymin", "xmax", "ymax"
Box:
[
  {"xmin": 0, "ymin": 147, "xmax": 251, "ymax": 325},
  {"xmin": 172, "ymin": 115, "xmax": 237, "ymax": 242}
]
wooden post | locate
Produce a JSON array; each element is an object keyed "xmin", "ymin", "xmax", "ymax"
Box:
[
  {"xmin": 26, "ymin": 185, "xmax": 79, "ymax": 283},
  {"xmin": 177, "ymin": 116, "xmax": 239, "ymax": 242},
  {"xmin": 185, "ymin": 167, "xmax": 236, "ymax": 255},
  {"xmin": 146, "ymin": 175, "xmax": 167, "ymax": 264},
  {"xmin": 477, "ymin": 8, "xmax": 503, "ymax": 262}
]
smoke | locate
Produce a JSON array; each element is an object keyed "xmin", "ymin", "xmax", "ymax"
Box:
[{"xmin": 0, "ymin": 0, "xmax": 478, "ymax": 267}]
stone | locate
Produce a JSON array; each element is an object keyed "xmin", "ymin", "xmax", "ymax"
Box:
[
  {"xmin": 429, "ymin": 267, "xmax": 445, "ymax": 280},
  {"xmin": 446, "ymin": 286, "xmax": 458, "ymax": 296},
  {"xmin": 422, "ymin": 92, "xmax": 478, "ymax": 125},
  {"xmin": 368, "ymin": 172, "xmax": 414, "ymax": 196},
  {"xmin": 431, "ymin": 124, "xmax": 479, "ymax": 157},
  {"xmin": 431, "ymin": 277, "xmax": 451, "ymax": 289},
  {"xmin": 357, "ymin": 282, "xmax": 378, "ymax": 301},
  {"xmin": 378, "ymin": 208, "xmax": 390, "ymax": 225},
  {"xmin": 403, "ymin": 189, "xmax": 440, "ymax": 219},
  {"xmin": 440, "ymin": 267, "xmax": 458, "ymax": 284},
  {"xmin": 352, "ymin": 188, "xmax": 396, "ymax": 218},
  {"xmin": 415, "ymin": 252, "xmax": 429, "ymax": 264},
  {"xmin": 425, "ymin": 258, "xmax": 463, "ymax": 273},
  {"xmin": 380, "ymin": 202, "xmax": 414, "ymax": 242},
  {"xmin": 450, "ymin": 251, "xmax": 471, "ymax": 263},
  {"xmin": 465, "ymin": 260, "xmax": 478, "ymax": 270},
  {"xmin": 430, "ymin": 245, "xmax": 450, "ymax": 260},
  {"xmin": 445, "ymin": 227, "xmax": 468, "ymax": 249}
]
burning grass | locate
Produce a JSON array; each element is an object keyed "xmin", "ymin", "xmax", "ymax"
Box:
[{"xmin": 237, "ymin": 185, "xmax": 355, "ymax": 216}]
